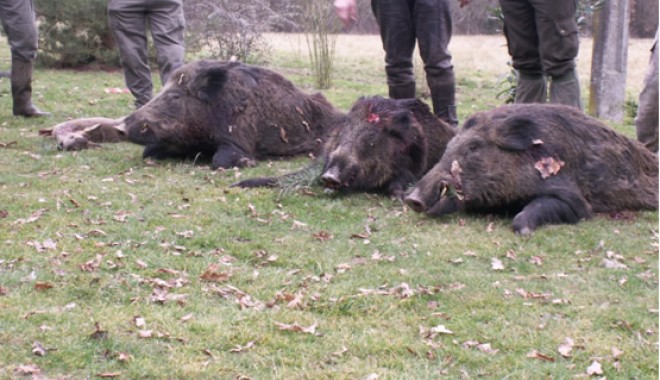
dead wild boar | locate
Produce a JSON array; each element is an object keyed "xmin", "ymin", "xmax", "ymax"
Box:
[
  {"xmin": 114, "ymin": 60, "xmax": 345, "ymax": 169},
  {"xmin": 234, "ymin": 96, "xmax": 456, "ymax": 198},
  {"xmin": 404, "ymin": 104, "xmax": 658, "ymax": 235},
  {"xmin": 39, "ymin": 117, "xmax": 126, "ymax": 151}
]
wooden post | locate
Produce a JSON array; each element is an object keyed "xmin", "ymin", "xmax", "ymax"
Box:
[{"xmin": 589, "ymin": 0, "xmax": 630, "ymax": 122}]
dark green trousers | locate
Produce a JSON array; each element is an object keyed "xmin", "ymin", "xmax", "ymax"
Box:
[
  {"xmin": 0, "ymin": 0, "xmax": 38, "ymax": 62},
  {"xmin": 108, "ymin": 0, "xmax": 185, "ymax": 108}
]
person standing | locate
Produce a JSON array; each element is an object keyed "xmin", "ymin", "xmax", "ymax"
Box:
[
  {"xmin": 635, "ymin": 29, "xmax": 658, "ymax": 153},
  {"xmin": 459, "ymin": 0, "xmax": 583, "ymax": 109},
  {"xmin": 108, "ymin": 0, "xmax": 185, "ymax": 108},
  {"xmin": 335, "ymin": 0, "xmax": 459, "ymax": 127},
  {"xmin": 0, "ymin": 0, "xmax": 50, "ymax": 117}
]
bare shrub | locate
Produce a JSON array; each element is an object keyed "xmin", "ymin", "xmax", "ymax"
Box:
[
  {"xmin": 184, "ymin": 0, "xmax": 297, "ymax": 63},
  {"xmin": 302, "ymin": 0, "xmax": 341, "ymax": 89}
]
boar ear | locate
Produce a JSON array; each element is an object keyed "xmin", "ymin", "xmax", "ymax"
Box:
[
  {"xmin": 389, "ymin": 111, "xmax": 427, "ymax": 170},
  {"xmin": 112, "ymin": 122, "xmax": 127, "ymax": 136},
  {"xmin": 494, "ymin": 116, "xmax": 540, "ymax": 151},
  {"xmin": 190, "ymin": 66, "xmax": 229, "ymax": 102}
]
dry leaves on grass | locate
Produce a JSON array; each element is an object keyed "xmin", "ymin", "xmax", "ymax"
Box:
[
  {"xmin": 97, "ymin": 372, "xmax": 122, "ymax": 378},
  {"xmin": 491, "ymin": 258, "xmax": 505, "ymax": 271},
  {"xmin": 274, "ymin": 321, "xmax": 319, "ymax": 335},
  {"xmin": 526, "ymin": 349, "xmax": 555, "ymax": 362},
  {"xmin": 31, "ymin": 341, "xmax": 48, "ymax": 357},
  {"xmin": 229, "ymin": 341, "xmax": 256, "ymax": 353},
  {"xmin": 462, "ymin": 341, "xmax": 499, "ymax": 355},
  {"xmin": 199, "ymin": 263, "xmax": 232, "ymax": 283},
  {"xmin": 209, "ymin": 285, "xmax": 265, "ymax": 310},
  {"xmin": 557, "ymin": 337, "xmax": 574, "ymax": 357},
  {"xmin": 12, "ymin": 208, "xmax": 48, "ymax": 225},
  {"xmin": 14, "ymin": 364, "xmax": 41, "ymax": 376},
  {"xmin": 313, "ymin": 230, "xmax": 333, "ymax": 242},
  {"xmin": 535, "ymin": 157, "xmax": 565, "ymax": 179},
  {"xmin": 586, "ymin": 360, "xmax": 603, "ymax": 376}
]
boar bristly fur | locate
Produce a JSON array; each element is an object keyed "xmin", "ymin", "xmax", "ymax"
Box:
[
  {"xmin": 405, "ymin": 104, "xmax": 658, "ymax": 235},
  {"xmin": 117, "ymin": 60, "xmax": 345, "ymax": 169}
]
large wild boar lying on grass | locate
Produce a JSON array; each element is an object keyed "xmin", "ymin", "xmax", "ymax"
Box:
[
  {"xmin": 115, "ymin": 60, "xmax": 345, "ymax": 169},
  {"xmin": 234, "ymin": 96, "xmax": 456, "ymax": 198},
  {"xmin": 404, "ymin": 104, "xmax": 658, "ymax": 235}
]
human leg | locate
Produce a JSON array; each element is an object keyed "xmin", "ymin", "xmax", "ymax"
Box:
[
  {"xmin": 147, "ymin": 0, "xmax": 185, "ymax": 86},
  {"xmin": 500, "ymin": 0, "xmax": 547, "ymax": 104},
  {"xmin": 371, "ymin": 0, "xmax": 416, "ymax": 99},
  {"xmin": 531, "ymin": 0, "xmax": 582, "ymax": 109},
  {"xmin": 415, "ymin": 0, "xmax": 457, "ymax": 125},
  {"xmin": 0, "ymin": 0, "xmax": 49, "ymax": 116},
  {"xmin": 108, "ymin": 0, "xmax": 153, "ymax": 108},
  {"xmin": 635, "ymin": 31, "xmax": 659, "ymax": 153}
]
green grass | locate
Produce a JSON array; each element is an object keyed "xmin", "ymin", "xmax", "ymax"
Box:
[{"xmin": 0, "ymin": 36, "xmax": 658, "ymax": 379}]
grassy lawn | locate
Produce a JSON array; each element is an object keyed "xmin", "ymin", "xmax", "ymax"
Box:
[{"xmin": 0, "ymin": 34, "xmax": 657, "ymax": 379}]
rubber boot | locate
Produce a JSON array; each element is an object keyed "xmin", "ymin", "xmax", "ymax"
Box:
[
  {"xmin": 549, "ymin": 69, "xmax": 583, "ymax": 110},
  {"xmin": 11, "ymin": 57, "xmax": 50, "ymax": 117},
  {"xmin": 515, "ymin": 73, "xmax": 547, "ymax": 104},
  {"xmin": 388, "ymin": 83, "xmax": 416, "ymax": 100},
  {"xmin": 430, "ymin": 84, "xmax": 458, "ymax": 127}
]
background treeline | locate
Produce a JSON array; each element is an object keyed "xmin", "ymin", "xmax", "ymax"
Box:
[{"xmin": 34, "ymin": 0, "xmax": 658, "ymax": 68}]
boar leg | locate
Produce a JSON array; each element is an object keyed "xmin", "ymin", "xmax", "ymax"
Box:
[
  {"xmin": 512, "ymin": 195, "xmax": 587, "ymax": 236},
  {"xmin": 212, "ymin": 144, "xmax": 256, "ymax": 169}
]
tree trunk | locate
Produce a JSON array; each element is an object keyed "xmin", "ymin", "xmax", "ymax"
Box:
[{"xmin": 589, "ymin": 0, "xmax": 630, "ymax": 122}]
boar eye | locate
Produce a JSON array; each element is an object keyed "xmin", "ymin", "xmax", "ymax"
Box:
[{"xmin": 467, "ymin": 141, "xmax": 481, "ymax": 152}]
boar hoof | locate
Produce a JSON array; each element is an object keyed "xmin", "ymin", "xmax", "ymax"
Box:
[{"xmin": 514, "ymin": 226, "xmax": 533, "ymax": 237}]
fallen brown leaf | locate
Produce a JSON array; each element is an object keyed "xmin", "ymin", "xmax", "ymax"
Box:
[
  {"xmin": 229, "ymin": 340, "xmax": 255, "ymax": 353},
  {"xmin": 491, "ymin": 258, "xmax": 505, "ymax": 271},
  {"xmin": 13, "ymin": 208, "xmax": 48, "ymax": 225},
  {"xmin": 117, "ymin": 352, "xmax": 132, "ymax": 362},
  {"xmin": 89, "ymin": 322, "xmax": 108, "ymax": 340},
  {"xmin": 14, "ymin": 364, "xmax": 41, "ymax": 376},
  {"xmin": 313, "ymin": 230, "xmax": 333, "ymax": 242},
  {"xmin": 534, "ymin": 156, "xmax": 565, "ymax": 179},
  {"xmin": 200, "ymin": 263, "xmax": 232, "ymax": 283},
  {"xmin": 34, "ymin": 282, "xmax": 54, "ymax": 291},
  {"xmin": 557, "ymin": 337, "xmax": 574, "ymax": 357},
  {"xmin": 31, "ymin": 341, "xmax": 47, "ymax": 357},
  {"xmin": 526, "ymin": 349, "xmax": 555, "ymax": 362},
  {"xmin": 97, "ymin": 372, "xmax": 122, "ymax": 378},
  {"xmin": 586, "ymin": 360, "xmax": 603, "ymax": 375},
  {"xmin": 274, "ymin": 321, "xmax": 318, "ymax": 335}
]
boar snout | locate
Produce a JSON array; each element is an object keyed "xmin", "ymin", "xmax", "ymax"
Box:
[
  {"xmin": 404, "ymin": 188, "xmax": 427, "ymax": 213},
  {"xmin": 320, "ymin": 166, "xmax": 341, "ymax": 190}
]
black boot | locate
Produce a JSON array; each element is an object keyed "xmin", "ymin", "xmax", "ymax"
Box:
[
  {"xmin": 430, "ymin": 87, "xmax": 458, "ymax": 127},
  {"xmin": 11, "ymin": 57, "xmax": 50, "ymax": 117},
  {"xmin": 435, "ymin": 104, "xmax": 458, "ymax": 127},
  {"xmin": 388, "ymin": 83, "xmax": 416, "ymax": 100}
]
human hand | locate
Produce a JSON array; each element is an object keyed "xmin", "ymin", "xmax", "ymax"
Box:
[{"xmin": 334, "ymin": 0, "xmax": 357, "ymax": 26}]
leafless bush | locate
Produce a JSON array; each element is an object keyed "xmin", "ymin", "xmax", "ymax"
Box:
[
  {"xmin": 184, "ymin": 0, "xmax": 297, "ymax": 63},
  {"xmin": 302, "ymin": 0, "xmax": 341, "ymax": 89}
]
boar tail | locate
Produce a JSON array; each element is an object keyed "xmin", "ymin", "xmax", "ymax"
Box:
[{"xmin": 232, "ymin": 160, "xmax": 325, "ymax": 197}]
